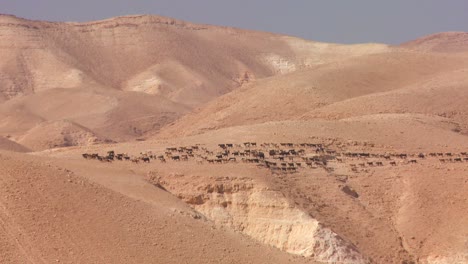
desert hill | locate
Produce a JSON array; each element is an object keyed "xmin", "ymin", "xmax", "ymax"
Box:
[
  {"xmin": 400, "ymin": 32, "xmax": 468, "ymax": 53},
  {"xmin": 0, "ymin": 152, "xmax": 322, "ymax": 263},
  {"xmin": 0, "ymin": 150, "xmax": 314, "ymax": 263},
  {"xmin": 140, "ymin": 30, "xmax": 468, "ymax": 263},
  {"xmin": 157, "ymin": 50, "xmax": 468, "ymax": 138},
  {"xmin": 17, "ymin": 119, "xmax": 113, "ymax": 151},
  {"xmin": 1, "ymin": 13, "xmax": 468, "ymax": 264},
  {"xmin": 0, "ymin": 14, "xmax": 391, "ymax": 148},
  {"xmin": 39, "ymin": 126, "xmax": 468, "ymax": 263},
  {"xmin": 0, "ymin": 136, "xmax": 30, "ymax": 152}
]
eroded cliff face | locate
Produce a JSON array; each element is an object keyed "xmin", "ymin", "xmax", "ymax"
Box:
[{"xmin": 149, "ymin": 173, "xmax": 368, "ymax": 263}]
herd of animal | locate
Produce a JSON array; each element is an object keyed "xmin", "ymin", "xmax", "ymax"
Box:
[{"xmin": 82, "ymin": 142, "xmax": 468, "ymax": 174}]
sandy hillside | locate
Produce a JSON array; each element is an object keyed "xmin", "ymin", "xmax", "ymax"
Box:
[
  {"xmin": 0, "ymin": 14, "xmax": 390, "ymax": 148},
  {"xmin": 1, "ymin": 13, "xmax": 468, "ymax": 264},
  {"xmin": 145, "ymin": 31, "xmax": 468, "ymax": 263},
  {"xmin": 157, "ymin": 50, "xmax": 468, "ymax": 138},
  {"xmin": 0, "ymin": 137, "xmax": 30, "ymax": 152},
  {"xmin": 40, "ymin": 124, "xmax": 468, "ymax": 264},
  {"xmin": 400, "ymin": 32, "xmax": 468, "ymax": 53},
  {"xmin": 0, "ymin": 150, "xmax": 315, "ymax": 264}
]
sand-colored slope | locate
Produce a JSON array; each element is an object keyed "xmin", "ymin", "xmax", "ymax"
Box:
[
  {"xmin": 0, "ymin": 14, "xmax": 390, "ymax": 102},
  {"xmin": 301, "ymin": 68, "xmax": 468, "ymax": 131},
  {"xmin": 0, "ymin": 14, "xmax": 393, "ymax": 146},
  {"xmin": 147, "ymin": 33, "xmax": 468, "ymax": 261},
  {"xmin": 1, "ymin": 15, "xmax": 468, "ymax": 263},
  {"xmin": 88, "ymin": 91, "xmax": 191, "ymax": 141},
  {"xmin": 0, "ymin": 151, "xmax": 312, "ymax": 264},
  {"xmin": 43, "ymin": 153, "xmax": 367, "ymax": 263},
  {"xmin": 156, "ymin": 115, "xmax": 468, "ymax": 153},
  {"xmin": 394, "ymin": 165, "xmax": 468, "ymax": 264},
  {"xmin": 17, "ymin": 119, "xmax": 112, "ymax": 151},
  {"xmin": 157, "ymin": 50, "xmax": 468, "ymax": 138},
  {"xmin": 0, "ymin": 137, "xmax": 30, "ymax": 152},
  {"xmin": 0, "ymin": 87, "xmax": 190, "ymax": 143},
  {"xmin": 41, "ymin": 120, "xmax": 468, "ymax": 263},
  {"xmin": 400, "ymin": 32, "xmax": 468, "ymax": 53}
]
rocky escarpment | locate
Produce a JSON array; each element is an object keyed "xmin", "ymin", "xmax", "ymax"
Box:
[{"xmin": 149, "ymin": 173, "xmax": 369, "ymax": 263}]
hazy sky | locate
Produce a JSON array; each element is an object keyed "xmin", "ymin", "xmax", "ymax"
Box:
[{"xmin": 2, "ymin": 0, "xmax": 468, "ymax": 44}]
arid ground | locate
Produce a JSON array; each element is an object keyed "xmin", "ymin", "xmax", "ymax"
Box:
[{"xmin": 0, "ymin": 14, "xmax": 467, "ymax": 264}]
